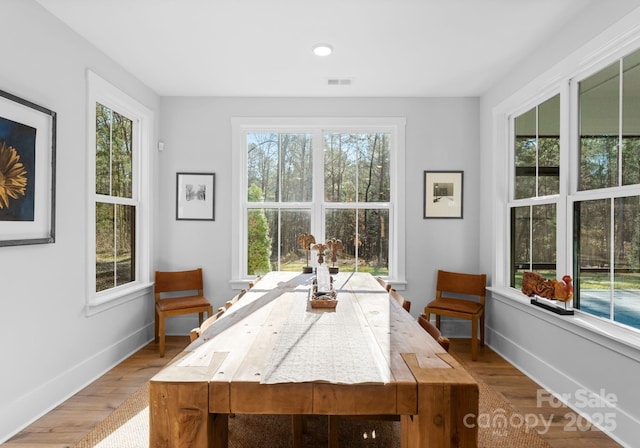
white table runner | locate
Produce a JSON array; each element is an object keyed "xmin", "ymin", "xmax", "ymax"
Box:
[{"xmin": 260, "ymin": 289, "xmax": 390, "ymax": 385}]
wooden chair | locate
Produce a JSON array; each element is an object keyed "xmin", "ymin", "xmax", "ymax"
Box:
[
  {"xmin": 389, "ymin": 288, "xmax": 411, "ymax": 312},
  {"xmin": 190, "ymin": 308, "xmax": 225, "ymax": 342},
  {"xmin": 418, "ymin": 314, "xmax": 450, "ymax": 352},
  {"xmin": 225, "ymin": 289, "xmax": 247, "ymax": 309},
  {"xmin": 154, "ymin": 268, "xmax": 213, "ymax": 357},
  {"xmin": 375, "ymin": 276, "xmax": 391, "ymax": 292},
  {"xmin": 249, "ymin": 275, "xmax": 262, "ymax": 289},
  {"xmin": 424, "ymin": 270, "xmax": 487, "ymax": 361}
]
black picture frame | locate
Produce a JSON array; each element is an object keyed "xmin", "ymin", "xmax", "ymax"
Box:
[
  {"xmin": 423, "ymin": 170, "xmax": 463, "ymax": 219},
  {"xmin": 0, "ymin": 89, "xmax": 56, "ymax": 246},
  {"xmin": 176, "ymin": 172, "xmax": 215, "ymax": 221}
]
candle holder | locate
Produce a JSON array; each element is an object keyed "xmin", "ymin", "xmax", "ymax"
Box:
[{"xmin": 310, "ymin": 264, "xmax": 337, "ymax": 308}]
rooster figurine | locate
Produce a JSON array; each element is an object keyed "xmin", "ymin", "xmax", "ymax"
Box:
[{"xmin": 552, "ymin": 275, "xmax": 574, "ymax": 302}]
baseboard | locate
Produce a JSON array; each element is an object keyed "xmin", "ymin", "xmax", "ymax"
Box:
[
  {"xmin": 486, "ymin": 326, "xmax": 637, "ymax": 448},
  {"xmin": 0, "ymin": 323, "xmax": 154, "ymax": 444}
]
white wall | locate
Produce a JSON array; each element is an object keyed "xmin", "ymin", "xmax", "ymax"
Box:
[
  {"xmin": 157, "ymin": 96, "xmax": 481, "ymax": 334},
  {"xmin": 11, "ymin": 0, "xmax": 639, "ymax": 443},
  {"xmin": 479, "ymin": 2, "xmax": 640, "ymax": 447},
  {"xmin": 0, "ymin": 1, "xmax": 160, "ymax": 442}
]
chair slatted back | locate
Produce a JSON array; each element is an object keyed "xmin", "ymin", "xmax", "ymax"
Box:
[
  {"xmin": 436, "ymin": 270, "xmax": 486, "ymax": 304},
  {"xmin": 155, "ymin": 268, "xmax": 203, "ymax": 299}
]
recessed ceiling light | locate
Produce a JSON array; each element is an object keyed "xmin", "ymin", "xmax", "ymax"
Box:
[{"xmin": 313, "ymin": 43, "xmax": 333, "ymax": 56}]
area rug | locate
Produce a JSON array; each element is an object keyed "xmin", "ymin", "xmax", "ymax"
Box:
[{"xmin": 74, "ymin": 356, "xmax": 552, "ymax": 448}]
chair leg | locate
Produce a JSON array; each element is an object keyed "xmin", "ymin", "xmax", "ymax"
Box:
[
  {"xmin": 154, "ymin": 309, "xmax": 159, "ymax": 343},
  {"xmin": 198, "ymin": 312, "xmax": 205, "ymax": 326},
  {"xmin": 328, "ymin": 415, "xmax": 339, "ymax": 448},
  {"xmin": 480, "ymin": 313, "xmax": 485, "ymax": 346},
  {"xmin": 435, "ymin": 314, "xmax": 441, "ymax": 329},
  {"xmin": 158, "ymin": 314, "xmax": 166, "ymax": 358},
  {"xmin": 471, "ymin": 317, "xmax": 478, "ymax": 361}
]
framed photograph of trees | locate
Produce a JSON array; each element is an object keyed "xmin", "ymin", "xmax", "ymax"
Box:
[
  {"xmin": 176, "ymin": 172, "xmax": 215, "ymax": 220},
  {"xmin": 423, "ymin": 170, "xmax": 463, "ymax": 219},
  {"xmin": 0, "ymin": 89, "xmax": 56, "ymax": 246}
]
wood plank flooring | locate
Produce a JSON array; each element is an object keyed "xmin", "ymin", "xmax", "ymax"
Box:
[
  {"xmin": 2, "ymin": 337, "xmax": 621, "ymax": 447},
  {"xmin": 451, "ymin": 339, "xmax": 622, "ymax": 448}
]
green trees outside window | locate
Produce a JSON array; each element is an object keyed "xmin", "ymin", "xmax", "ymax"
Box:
[
  {"xmin": 511, "ymin": 94, "xmax": 560, "ymax": 288},
  {"xmin": 95, "ymin": 103, "xmax": 135, "ymax": 292},
  {"xmin": 245, "ymin": 131, "xmax": 391, "ymax": 276},
  {"xmin": 509, "ymin": 47, "xmax": 640, "ymax": 330},
  {"xmin": 574, "ymin": 48, "xmax": 640, "ymax": 328}
]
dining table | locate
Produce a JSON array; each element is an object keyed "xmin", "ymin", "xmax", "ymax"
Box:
[{"xmin": 149, "ymin": 271, "xmax": 478, "ymax": 447}]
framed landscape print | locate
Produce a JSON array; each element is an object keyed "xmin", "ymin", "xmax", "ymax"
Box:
[
  {"xmin": 176, "ymin": 172, "xmax": 215, "ymax": 221},
  {"xmin": 0, "ymin": 89, "xmax": 56, "ymax": 246},
  {"xmin": 423, "ymin": 170, "xmax": 463, "ymax": 219}
]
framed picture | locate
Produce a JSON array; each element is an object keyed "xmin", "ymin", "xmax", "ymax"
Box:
[
  {"xmin": 176, "ymin": 172, "xmax": 215, "ymax": 221},
  {"xmin": 423, "ymin": 170, "xmax": 463, "ymax": 219},
  {"xmin": 0, "ymin": 89, "xmax": 56, "ymax": 246}
]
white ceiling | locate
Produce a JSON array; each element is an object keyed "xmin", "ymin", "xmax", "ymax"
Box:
[{"xmin": 35, "ymin": 0, "xmax": 594, "ymax": 97}]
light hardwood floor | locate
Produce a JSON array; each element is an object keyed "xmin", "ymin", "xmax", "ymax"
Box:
[{"xmin": 2, "ymin": 337, "xmax": 621, "ymax": 448}]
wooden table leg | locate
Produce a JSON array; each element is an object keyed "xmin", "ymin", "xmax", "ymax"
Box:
[
  {"xmin": 328, "ymin": 415, "xmax": 340, "ymax": 448},
  {"xmin": 401, "ymin": 353, "xmax": 479, "ymax": 448},
  {"xmin": 149, "ymin": 381, "xmax": 212, "ymax": 447},
  {"xmin": 211, "ymin": 413, "xmax": 229, "ymax": 447},
  {"xmin": 292, "ymin": 415, "xmax": 304, "ymax": 448}
]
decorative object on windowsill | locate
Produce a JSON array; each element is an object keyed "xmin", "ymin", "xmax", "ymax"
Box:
[
  {"xmin": 310, "ymin": 264, "xmax": 337, "ymax": 308},
  {"xmin": 326, "ymin": 238, "xmax": 343, "ymax": 274},
  {"xmin": 297, "ymin": 233, "xmax": 316, "ymax": 273},
  {"xmin": 521, "ymin": 271, "xmax": 574, "ymax": 315}
]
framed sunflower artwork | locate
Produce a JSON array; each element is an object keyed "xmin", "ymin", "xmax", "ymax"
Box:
[{"xmin": 0, "ymin": 89, "xmax": 56, "ymax": 246}]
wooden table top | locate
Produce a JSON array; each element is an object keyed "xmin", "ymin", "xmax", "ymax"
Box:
[{"xmin": 151, "ymin": 271, "xmax": 474, "ymax": 417}]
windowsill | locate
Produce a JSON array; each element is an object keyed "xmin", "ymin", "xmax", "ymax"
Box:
[
  {"xmin": 230, "ymin": 278, "xmax": 256, "ymax": 290},
  {"xmin": 86, "ymin": 282, "xmax": 154, "ymax": 316},
  {"xmin": 488, "ymin": 286, "xmax": 640, "ymax": 361}
]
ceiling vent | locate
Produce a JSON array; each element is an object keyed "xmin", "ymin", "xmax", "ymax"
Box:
[{"xmin": 327, "ymin": 78, "xmax": 352, "ymax": 86}]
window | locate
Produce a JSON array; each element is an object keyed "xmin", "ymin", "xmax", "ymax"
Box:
[
  {"xmin": 95, "ymin": 103, "xmax": 135, "ymax": 292},
  {"xmin": 246, "ymin": 132, "xmax": 313, "ymax": 274},
  {"xmin": 573, "ymin": 48, "xmax": 640, "ymax": 328},
  {"xmin": 506, "ymin": 47, "xmax": 640, "ymax": 331},
  {"xmin": 87, "ymin": 71, "xmax": 152, "ymax": 309},
  {"xmin": 509, "ymin": 94, "xmax": 560, "ymax": 288},
  {"xmin": 323, "ymin": 133, "xmax": 391, "ymax": 274},
  {"xmin": 233, "ymin": 118, "xmax": 405, "ymax": 284}
]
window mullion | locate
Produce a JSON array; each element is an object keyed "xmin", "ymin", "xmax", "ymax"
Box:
[
  {"xmin": 314, "ymin": 130, "xmax": 324, "ymax": 241},
  {"xmin": 609, "ymin": 198, "xmax": 615, "ymax": 321},
  {"xmin": 277, "ymin": 208, "xmax": 282, "ymax": 271},
  {"xmin": 109, "ymin": 110, "xmax": 113, "ymax": 197},
  {"xmin": 535, "ymin": 106, "xmax": 539, "ymax": 198},
  {"xmin": 277, "ymin": 134, "xmax": 282, "ymax": 271},
  {"xmin": 618, "ymin": 59, "xmax": 623, "ymax": 188},
  {"xmin": 113, "ymin": 204, "xmax": 118, "ymax": 289}
]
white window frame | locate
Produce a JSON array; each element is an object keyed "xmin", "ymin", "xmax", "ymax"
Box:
[
  {"xmin": 86, "ymin": 70, "xmax": 153, "ymax": 314},
  {"xmin": 506, "ymin": 90, "xmax": 568, "ymax": 285},
  {"xmin": 492, "ymin": 23, "xmax": 640, "ymax": 343},
  {"xmin": 231, "ymin": 117, "xmax": 406, "ymax": 289}
]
